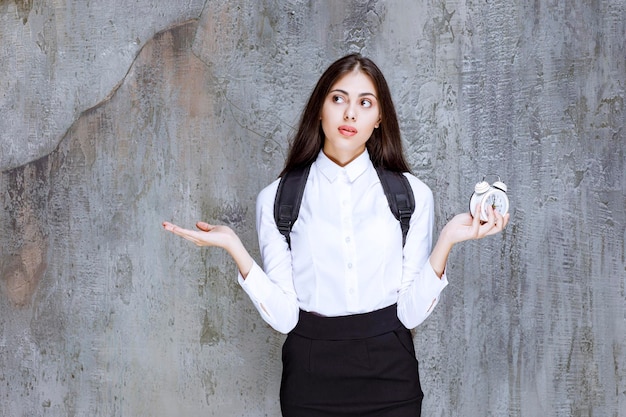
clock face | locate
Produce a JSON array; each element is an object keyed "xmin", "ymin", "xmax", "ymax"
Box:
[{"xmin": 480, "ymin": 189, "xmax": 509, "ymax": 221}]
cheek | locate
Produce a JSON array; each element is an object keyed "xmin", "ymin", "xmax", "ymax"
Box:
[
  {"xmin": 320, "ymin": 118, "xmax": 333, "ymax": 138},
  {"xmin": 362, "ymin": 116, "xmax": 380, "ymax": 134},
  {"xmin": 320, "ymin": 103, "xmax": 337, "ymax": 121}
]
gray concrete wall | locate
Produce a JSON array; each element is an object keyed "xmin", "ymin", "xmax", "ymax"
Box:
[{"xmin": 1, "ymin": 1, "xmax": 624, "ymax": 416}]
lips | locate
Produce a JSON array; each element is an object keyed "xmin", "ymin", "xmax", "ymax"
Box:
[{"xmin": 338, "ymin": 125, "xmax": 358, "ymax": 136}]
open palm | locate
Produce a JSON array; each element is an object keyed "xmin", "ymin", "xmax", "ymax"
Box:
[{"xmin": 162, "ymin": 221, "xmax": 236, "ymax": 249}]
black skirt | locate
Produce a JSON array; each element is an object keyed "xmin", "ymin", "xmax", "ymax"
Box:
[{"xmin": 280, "ymin": 304, "xmax": 423, "ymax": 417}]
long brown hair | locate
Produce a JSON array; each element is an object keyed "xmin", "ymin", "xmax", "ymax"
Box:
[{"xmin": 280, "ymin": 54, "xmax": 411, "ymax": 176}]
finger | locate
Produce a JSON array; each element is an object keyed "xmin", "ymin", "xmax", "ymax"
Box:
[
  {"xmin": 163, "ymin": 221, "xmax": 217, "ymax": 249},
  {"xmin": 496, "ymin": 209, "xmax": 506, "ymax": 225},
  {"xmin": 168, "ymin": 226, "xmax": 191, "ymax": 238},
  {"xmin": 493, "ymin": 212, "xmax": 510, "ymax": 233},
  {"xmin": 196, "ymin": 221, "xmax": 211, "ymax": 232},
  {"xmin": 162, "ymin": 221, "xmax": 179, "ymax": 231},
  {"xmin": 177, "ymin": 230, "xmax": 207, "ymax": 246},
  {"xmin": 470, "ymin": 204, "xmax": 481, "ymax": 238},
  {"xmin": 478, "ymin": 205, "xmax": 497, "ymax": 237},
  {"xmin": 484, "ymin": 211, "xmax": 511, "ymax": 236},
  {"xmin": 488, "ymin": 204, "xmax": 497, "ymax": 221},
  {"xmin": 165, "ymin": 224, "xmax": 197, "ymax": 240},
  {"xmin": 485, "ymin": 210, "xmax": 504, "ymax": 235}
]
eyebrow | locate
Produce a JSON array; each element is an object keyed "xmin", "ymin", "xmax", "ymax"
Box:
[{"xmin": 330, "ymin": 89, "xmax": 378, "ymax": 99}]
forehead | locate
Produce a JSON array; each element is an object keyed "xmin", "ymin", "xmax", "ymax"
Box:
[{"xmin": 330, "ymin": 69, "xmax": 377, "ymax": 95}]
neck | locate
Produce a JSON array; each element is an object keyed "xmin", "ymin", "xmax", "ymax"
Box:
[{"xmin": 322, "ymin": 146, "xmax": 365, "ymax": 167}]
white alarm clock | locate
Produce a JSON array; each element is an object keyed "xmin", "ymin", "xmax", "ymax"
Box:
[{"xmin": 469, "ymin": 175, "xmax": 509, "ymax": 222}]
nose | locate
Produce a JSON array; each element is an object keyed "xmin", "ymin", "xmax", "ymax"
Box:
[{"xmin": 344, "ymin": 108, "xmax": 356, "ymax": 121}]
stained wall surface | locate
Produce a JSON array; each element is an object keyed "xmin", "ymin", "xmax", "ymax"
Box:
[{"xmin": 1, "ymin": 1, "xmax": 625, "ymax": 416}]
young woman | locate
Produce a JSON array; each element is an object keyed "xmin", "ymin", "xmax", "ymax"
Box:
[{"xmin": 163, "ymin": 54, "xmax": 509, "ymax": 416}]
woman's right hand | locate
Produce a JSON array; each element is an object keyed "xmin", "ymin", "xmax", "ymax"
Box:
[
  {"xmin": 162, "ymin": 221, "xmax": 237, "ymax": 249},
  {"xmin": 162, "ymin": 221, "xmax": 254, "ymax": 278}
]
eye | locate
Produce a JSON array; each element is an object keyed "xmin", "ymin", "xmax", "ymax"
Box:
[
  {"xmin": 332, "ymin": 95, "xmax": 345, "ymax": 104},
  {"xmin": 361, "ymin": 99, "xmax": 372, "ymax": 108}
]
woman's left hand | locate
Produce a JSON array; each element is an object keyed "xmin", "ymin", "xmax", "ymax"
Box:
[
  {"xmin": 429, "ymin": 204, "xmax": 510, "ymax": 278},
  {"xmin": 443, "ymin": 204, "xmax": 510, "ymax": 245}
]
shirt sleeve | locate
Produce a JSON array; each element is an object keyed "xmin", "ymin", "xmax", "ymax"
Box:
[
  {"xmin": 237, "ymin": 179, "xmax": 300, "ymax": 334},
  {"xmin": 396, "ymin": 173, "xmax": 448, "ymax": 329}
]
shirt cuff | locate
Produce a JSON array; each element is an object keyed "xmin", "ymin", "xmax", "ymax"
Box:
[
  {"xmin": 237, "ymin": 261, "xmax": 274, "ymax": 303},
  {"xmin": 423, "ymin": 261, "xmax": 449, "ymax": 298}
]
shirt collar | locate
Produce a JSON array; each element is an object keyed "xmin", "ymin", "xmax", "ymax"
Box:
[{"xmin": 316, "ymin": 149, "xmax": 371, "ymax": 183}]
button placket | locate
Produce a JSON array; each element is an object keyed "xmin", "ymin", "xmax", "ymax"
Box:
[{"xmin": 338, "ymin": 169, "xmax": 358, "ymax": 309}]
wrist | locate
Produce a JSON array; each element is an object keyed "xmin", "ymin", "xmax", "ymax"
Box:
[
  {"xmin": 223, "ymin": 231, "xmax": 243, "ymax": 255},
  {"xmin": 224, "ymin": 233, "xmax": 253, "ymax": 278},
  {"xmin": 438, "ymin": 224, "xmax": 457, "ymax": 248}
]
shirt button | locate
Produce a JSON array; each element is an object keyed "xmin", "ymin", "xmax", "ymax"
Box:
[
  {"xmin": 345, "ymin": 237, "xmax": 351, "ymax": 243},
  {"xmin": 347, "ymin": 263, "xmax": 353, "ymax": 269}
]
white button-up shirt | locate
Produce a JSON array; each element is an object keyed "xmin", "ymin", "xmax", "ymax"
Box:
[{"xmin": 239, "ymin": 150, "xmax": 448, "ymax": 334}]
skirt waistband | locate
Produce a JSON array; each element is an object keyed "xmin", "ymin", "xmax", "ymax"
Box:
[{"xmin": 290, "ymin": 304, "xmax": 403, "ymax": 340}]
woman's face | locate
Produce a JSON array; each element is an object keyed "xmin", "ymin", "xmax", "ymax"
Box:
[{"xmin": 320, "ymin": 69, "xmax": 381, "ymax": 166}]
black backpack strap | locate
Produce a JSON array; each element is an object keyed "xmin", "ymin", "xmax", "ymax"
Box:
[
  {"xmin": 274, "ymin": 163, "xmax": 415, "ymax": 248},
  {"xmin": 375, "ymin": 166, "xmax": 415, "ymax": 247},
  {"xmin": 273, "ymin": 164, "xmax": 312, "ymax": 248}
]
